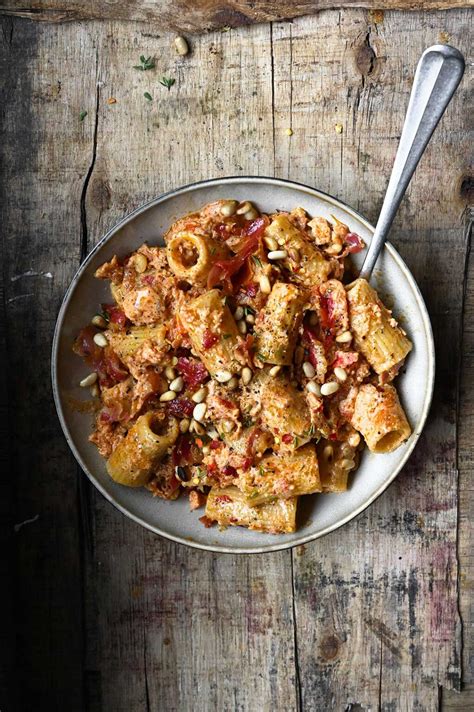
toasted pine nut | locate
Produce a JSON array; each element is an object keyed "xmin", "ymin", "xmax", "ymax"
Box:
[
  {"xmin": 245, "ymin": 313, "xmax": 255, "ymax": 324},
  {"xmin": 202, "ymin": 445, "xmax": 210, "ymax": 455},
  {"xmin": 334, "ymin": 367, "xmax": 347, "ymax": 382},
  {"xmin": 171, "ymin": 356, "xmax": 179, "ymax": 365},
  {"xmin": 326, "ymin": 243, "xmax": 342, "ymax": 255},
  {"xmin": 277, "ymin": 237, "xmax": 286, "ymax": 246},
  {"xmin": 306, "ymin": 381, "xmax": 321, "ymax": 396},
  {"xmin": 207, "ymin": 428, "xmax": 219, "ymax": 439},
  {"xmin": 264, "ymin": 236, "xmax": 279, "ymax": 251},
  {"xmin": 79, "ymin": 372, "xmax": 97, "ymax": 388},
  {"xmin": 303, "ymin": 361, "xmax": 315, "ymax": 378},
  {"xmin": 192, "ymin": 387, "xmax": 207, "ymax": 403},
  {"xmin": 222, "ymin": 419, "xmax": 235, "ymax": 433},
  {"xmin": 244, "ymin": 208, "xmax": 258, "ymax": 220},
  {"xmin": 221, "ymin": 200, "xmax": 238, "ymax": 217},
  {"xmin": 160, "ymin": 390, "xmax": 177, "ymax": 402},
  {"xmin": 269, "ymin": 365, "xmax": 281, "ymax": 377},
  {"xmin": 321, "ymin": 381, "xmax": 340, "ymax": 396},
  {"xmin": 237, "ymin": 320, "xmax": 247, "ymax": 335},
  {"xmin": 165, "ymin": 366, "xmax": 176, "ymax": 381},
  {"xmin": 169, "ymin": 376, "xmax": 184, "ymax": 392},
  {"xmin": 288, "ymin": 248, "xmax": 300, "ymax": 262},
  {"xmin": 193, "ymin": 402, "xmax": 207, "ymax": 422},
  {"xmin": 336, "ymin": 331, "xmax": 352, "ymax": 343},
  {"xmin": 236, "ymin": 201, "xmax": 253, "ymax": 215},
  {"xmin": 267, "ymin": 250, "xmax": 288, "ymax": 261},
  {"xmin": 134, "ymin": 253, "xmax": 148, "ymax": 273},
  {"xmin": 241, "ymin": 367, "xmax": 253, "ymax": 385},
  {"xmin": 90, "ymin": 384, "xmax": 100, "ymax": 398},
  {"xmin": 227, "ymin": 377, "xmax": 239, "ymax": 389},
  {"xmin": 174, "ymin": 36, "xmax": 189, "ymax": 55},
  {"xmin": 323, "ymin": 444, "xmax": 334, "ymax": 461},
  {"xmin": 294, "ymin": 346, "xmax": 304, "ymax": 365},
  {"xmin": 91, "ymin": 314, "xmax": 107, "ymax": 329},
  {"xmin": 190, "ymin": 419, "xmax": 205, "ymax": 435},
  {"xmin": 93, "ymin": 333, "xmax": 108, "ymax": 348},
  {"xmin": 341, "ymin": 458, "xmax": 355, "ymax": 470},
  {"xmin": 348, "ymin": 432, "xmax": 361, "ymax": 447},
  {"xmin": 180, "ymin": 418, "xmax": 190, "ymax": 433},
  {"xmin": 234, "ymin": 306, "xmax": 244, "ymax": 321},
  {"xmin": 259, "ymin": 275, "xmax": 271, "ymax": 294},
  {"xmin": 215, "ymin": 370, "xmax": 233, "ymax": 383}
]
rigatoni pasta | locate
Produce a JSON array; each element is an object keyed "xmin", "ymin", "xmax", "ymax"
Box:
[{"xmin": 73, "ymin": 198, "xmax": 412, "ymax": 535}]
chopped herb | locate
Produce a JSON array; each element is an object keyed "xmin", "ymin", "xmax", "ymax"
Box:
[
  {"xmin": 243, "ymin": 306, "xmax": 255, "ymax": 316},
  {"xmin": 144, "ymin": 92, "xmax": 153, "ymax": 102},
  {"xmin": 79, "ymin": 110, "xmax": 88, "ymax": 121},
  {"xmin": 256, "ymin": 353, "xmax": 266, "ymax": 362},
  {"xmin": 258, "ymin": 466, "xmax": 265, "ymax": 477},
  {"xmin": 249, "ymin": 490, "xmax": 260, "ymax": 499},
  {"xmin": 134, "ymin": 55, "xmax": 155, "ymax": 71},
  {"xmin": 159, "ymin": 76, "xmax": 176, "ymax": 91},
  {"xmin": 252, "ymin": 255, "xmax": 263, "ymax": 269},
  {"xmin": 222, "ymin": 333, "xmax": 232, "ymax": 340},
  {"xmin": 293, "ymin": 436, "xmax": 299, "ymax": 447},
  {"xmin": 242, "ymin": 415, "xmax": 255, "ymax": 428}
]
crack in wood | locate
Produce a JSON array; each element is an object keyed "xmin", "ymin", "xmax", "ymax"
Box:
[{"xmin": 79, "ymin": 46, "xmax": 100, "ymax": 262}]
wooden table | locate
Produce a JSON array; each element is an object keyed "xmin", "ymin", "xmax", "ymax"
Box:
[{"xmin": 1, "ymin": 6, "xmax": 472, "ymax": 711}]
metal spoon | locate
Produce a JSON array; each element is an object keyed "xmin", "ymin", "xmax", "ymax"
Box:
[{"xmin": 359, "ymin": 44, "xmax": 465, "ymax": 280}]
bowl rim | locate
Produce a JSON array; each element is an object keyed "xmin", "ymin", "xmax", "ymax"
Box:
[{"xmin": 51, "ymin": 175, "xmax": 435, "ymax": 554}]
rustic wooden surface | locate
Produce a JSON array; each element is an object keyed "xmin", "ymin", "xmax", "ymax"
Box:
[
  {"xmin": 1, "ymin": 0, "xmax": 473, "ymax": 32},
  {"xmin": 1, "ymin": 8, "xmax": 472, "ymax": 711}
]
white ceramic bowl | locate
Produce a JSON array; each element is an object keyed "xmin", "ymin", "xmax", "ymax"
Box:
[{"xmin": 52, "ymin": 177, "xmax": 435, "ymax": 553}]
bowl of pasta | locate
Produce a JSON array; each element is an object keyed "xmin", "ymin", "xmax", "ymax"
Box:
[{"xmin": 52, "ymin": 177, "xmax": 434, "ymax": 553}]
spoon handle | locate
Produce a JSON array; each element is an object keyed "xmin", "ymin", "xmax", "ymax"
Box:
[{"xmin": 359, "ymin": 44, "xmax": 465, "ymax": 281}]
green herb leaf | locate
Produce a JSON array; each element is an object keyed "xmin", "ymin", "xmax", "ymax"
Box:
[
  {"xmin": 134, "ymin": 55, "xmax": 155, "ymax": 71},
  {"xmin": 256, "ymin": 353, "xmax": 266, "ymax": 362},
  {"xmin": 222, "ymin": 333, "xmax": 232, "ymax": 340},
  {"xmin": 159, "ymin": 76, "xmax": 176, "ymax": 91},
  {"xmin": 79, "ymin": 110, "xmax": 88, "ymax": 121},
  {"xmin": 144, "ymin": 92, "xmax": 153, "ymax": 102},
  {"xmin": 252, "ymin": 255, "xmax": 263, "ymax": 269}
]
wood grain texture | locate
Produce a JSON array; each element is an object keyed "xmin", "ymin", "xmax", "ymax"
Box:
[
  {"xmin": 0, "ymin": 0, "xmax": 473, "ymax": 32},
  {"xmin": 1, "ymin": 7, "xmax": 472, "ymax": 711}
]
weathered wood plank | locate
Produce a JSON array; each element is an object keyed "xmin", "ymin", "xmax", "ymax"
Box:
[
  {"xmin": 80, "ymin": 20, "xmax": 299, "ymax": 712},
  {"xmin": 0, "ymin": 18, "xmax": 100, "ymax": 711},
  {"xmin": 0, "ymin": 0, "xmax": 472, "ymax": 32},
  {"xmin": 273, "ymin": 9, "xmax": 471, "ymax": 710}
]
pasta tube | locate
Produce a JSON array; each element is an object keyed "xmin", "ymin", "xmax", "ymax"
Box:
[
  {"xmin": 317, "ymin": 439, "xmax": 358, "ymax": 492},
  {"xmin": 265, "ymin": 215, "xmax": 333, "ymax": 287},
  {"xmin": 346, "ymin": 278, "xmax": 412, "ymax": 374},
  {"xmin": 106, "ymin": 411, "xmax": 179, "ymax": 487},
  {"xmin": 260, "ymin": 370, "xmax": 312, "ymax": 446},
  {"xmin": 179, "ymin": 289, "xmax": 244, "ymax": 376},
  {"xmin": 254, "ymin": 282, "xmax": 305, "ymax": 365},
  {"xmin": 166, "ymin": 231, "xmax": 229, "ymax": 285},
  {"xmin": 236, "ymin": 444, "xmax": 321, "ymax": 505},
  {"xmin": 350, "ymin": 383, "xmax": 411, "ymax": 453},
  {"xmin": 107, "ymin": 325, "xmax": 167, "ymax": 362},
  {"xmin": 205, "ymin": 487, "xmax": 297, "ymax": 534}
]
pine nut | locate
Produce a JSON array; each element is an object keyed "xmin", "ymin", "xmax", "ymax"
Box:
[
  {"xmin": 241, "ymin": 367, "xmax": 253, "ymax": 385},
  {"xmin": 190, "ymin": 419, "xmax": 205, "ymax": 435},
  {"xmin": 91, "ymin": 314, "xmax": 107, "ymax": 329},
  {"xmin": 165, "ymin": 366, "xmax": 176, "ymax": 381},
  {"xmin": 221, "ymin": 200, "xmax": 238, "ymax": 217},
  {"xmin": 267, "ymin": 250, "xmax": 288, "ymax": 260},
  {"xmin": 93, "ymin": 333, "xmax": 108, "ymax": 347},
  {"xmin": 341, "ymin": 458, "xmax": 355, "ymax": 470},
  {"xmin": 334, "ymin": 367, "xmax": 347, "ymax": 382},
  {"xmin": 326, "ymin": 243, "xmax": 343, "ymax": 255},
  {"xmin": 321, "ymin": 381, "xmax": 340, "ymax": 396},
  {"xmin": 79, "ymin": 372, "xmax": 97, "ymax": 388},
  {"xmin": 222, "ymin": 419, "xmax": 235, "ymax": 433},
  {"xmin": 234, "ymin": 306, "xmax": 244, "ymax": 321},
  {"xmin": 348, "ymin": 432, "xmax": 361, "ymax": 447},
  {"xmin": 193, "ymin": 402, "xmax": 207, "ymax": 422},
  {"xmin": 246, "ymin": 313, "xmax": 255, "ymax": 324},
  {"xmin": 192, "ymin": 387, "xmax": 207, "ymax": 403},
  {"xmin": 202, "ymin": 445, "xmax": 210, "ymax": 455},
  {"xmin": 323, "ymin": 444, "xmax": 334, "ymax": 461},
  {"xmin": 306, "ymin": 381, "xmax": 321, "ymax": 396},
  {"xmin": 90, "ymin": 384, "xmax": 100, "ymax": 398},
  {"xmin": 309, "ymin": 312, "xmax": 318, "ymax": 326},
  {"xmin": 207, "ymin": 428, "xmax": 219, "ymax": 439},
  {"xmin": 264, "ymin": 236, "xmax": 279, "ymax": 251},
  {"xmin": 237, "ymin": 320, "xmax": 247, "ymax": 335},
  {"xmin": 294, "ymin": 346, "xmax": 304, "ymax": 365},
  {"xmin": 336, "ymin": 331, "xmax": 352, "ymax": 343},
  {"xmin": 171, "ymin": 356, "xmax": 179, "ymax": 365},
  {"xmin": 134, "ymin": 253, "xmax": 148, "ymax": 273},
  {"xmin": 215, "ymin": 370, "xmax": 233, "ymax": 383},
  {"xmin": 269, "ymin": 365, "xmax": 281, "ymax": 377},
  {"xmin": 236, "ymin": 201, "xmax": 253, "ymax": 215},
  {"xmin": 244, "ymin": 208, "xmax": 258, "ymax": 220},
  {"xmin": 277, "ymin": 237, "xmax": 286, "ymax": 246},
  {"xmin": 174, "ymin": 36, "xmax": 189, "ymax": 55},
  {"xmin": 169, "ymin": 376, "xmax": 184, "ymax": 392},
  {"xmin": 288, "ymin": 248, "xmax": 300, "ymax": 262},
  {"xmin": 259, "ymin": 275, "xmax": 271, "ymax": 294},
  {"xmin": 160, "ymin": 390, "xmax": 177, "ymax": 402},
  {"xmin": 227, "ymin": 377, "xmax": 239, "ymax": 389},
  {"xmin": 303, "ymin": 361, "xmax": 315, "ymax": 378},
  {"xmin": 179, "ymin": 418, "xmax": 190, "ymax": 433}
]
